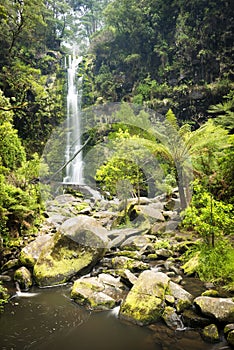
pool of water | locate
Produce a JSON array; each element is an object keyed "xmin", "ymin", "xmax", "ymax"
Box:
[{"xmin": 0, "ymin": 284, "xmax": 231, "ymax": 350}]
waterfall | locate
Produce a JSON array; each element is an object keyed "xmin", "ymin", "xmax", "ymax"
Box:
[{"xmin": 63, "ymin": 54, "xmax": 84, "ymax": 184}]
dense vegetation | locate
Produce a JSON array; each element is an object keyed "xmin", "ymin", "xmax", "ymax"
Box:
[{"xmin": 0, "ymin": 0, "xmax": 233, "ymax": 307}]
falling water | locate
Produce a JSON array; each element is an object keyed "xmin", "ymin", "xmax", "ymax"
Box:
[{"xmin": 63, "ymin": 54, "xmax": 84, "ymax": 184}]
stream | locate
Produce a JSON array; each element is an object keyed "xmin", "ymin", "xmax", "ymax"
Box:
[{"xmin": 0, "ymin": 281, "xmax": 231, "ymax": 350}]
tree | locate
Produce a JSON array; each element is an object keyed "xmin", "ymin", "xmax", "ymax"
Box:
[
  {"xmin": 150, "ymin": 109, "xmax": 229, "ymax": 209},
  {"xmin": 208, "ymin": 90, "xmax": 234, "ymax": 133},
  {"xmin": 95, "ymin": 129, "xmax": 149, "ymax": 199}
]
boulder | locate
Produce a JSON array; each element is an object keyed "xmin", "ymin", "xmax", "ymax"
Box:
[
  {"xmin": 14, "ymin": 267, "xmax": 32, "ymax": 291},
  {"xmin": 182, "ymin": 252, "xmax": 200, "ymax": 276},
  {"xmin": 120, "ymin": 235, "xmax": 152, "ymax": 251},
  {"xmin": 111, "ymin": 256, "xmax": 149, "ymax": 272},
  {"xmin": 155, "ymin": 248, "xmax": 173, "ymax": 259},
  {"xmin": 92, "ymin": 211, "xmax": 118, "ymax": 228},
  {"xmin": 194, "ymin": 296, "xmax": 234, "ymax": 323},
  {"xmin": 202, "ymin": 324, "xmax": 220, "ymax": 343},
  {"xmin": 0, "ymin": 274, "xmax": 11, "ymax": 282},
  {"xmin": 60, "ymin": 216, "xmax": 109, "ymax": 249},
  {"xmin": 19, "ymin": 234, "xmax": 53, "ymax": 267},
  {"xmin": 182, "ymin": 309, "xmax": 211, "ymax": 328},
  {"xmin": 162, "ymin": 306, "xmax": 183, "ymax": 329},
  {"xmin": 71, "ymin": 274, "xmax": 124, "ymax": 310},
  {"xmin": 135, "ymin": 205, "xmax": 165, "ymax": 223},
  {"xmin": 151, "ymin": 222, "xmax": 166, "ymax": 235},
  {"xmin": 33, "ymin": 216, "xmax": 109, "ymax": 287},
  {"xmin": 119, "ymin": 270, "xmax": 193, "ymax": 326},
  {"xmin": 107, "ymin": 227, "xmax": 146, "ymax": 249},
  {"xmin": 168, "ymin": 281, "xmax": 193, "ymax": 312},
  {"xmin": 119, "ymin": 269, "xmax": 138, "ymax": 286},
  {"xmin": 120, "ymin": 271, "xmax": 170, "ymax": 325},
  {"xmin": 46, "ymin": 214, "xmax": 67, "ymax": 227},
  {"xmin": 1, "ymin": 259, "xmax": 19, "ymax": 271},
  {"xmin": 224, "ymin": 323, "xmax": 234, "ymax": 346},
  {"xmin": 227, "ymin": 330, "xmax": 234, "ymax": 347}
]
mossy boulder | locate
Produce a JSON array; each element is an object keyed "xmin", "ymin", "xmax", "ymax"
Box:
[
  {"xmin": 33, "ymin": 216, "xmax": 109, "ymax": 287},
  {"xmin": 120, "ymin": 271, "xmax": 170, "ymax": 325},
  {"xmin": 194, "ymin": 296, "xmax": 234, "ymax": 323},
  {"xmin": 111, "ymin": 256, "xmax": 149, "ymax": 272},
  {"xmin": 134, "ymin": 204, "xmax": 165, "ymax": 223},
  {"xmin": 19, "ymin": 234, "xmax": 53, "ymax": 267},
  {"xmin": 162, "ymin": 306, "xmax": 182, "ymax": 329},
  {"xmin": 182, "ymin": 252, "xmax": 200, "ymax": 276},
  {"xmin": 227, "ymin": 330, "xmax": 234, "ymax": 347},
  {"xmin": 14, "ymin": 267, "xmax": 32, "ymax": 291},
  {"xmin": 202, "ymin": 324, "xmax": 220, "ymax": 343},
  {"xmin": 71, "ymin": 274, "xmax": 123, "ymax": 310},
  {"xmin": 119, "ymin": 270, "xmax": 194, "ymax": 326},
  {"xmin": 224, "ymin": 324, "xmax": 234, "ymax": 346}
]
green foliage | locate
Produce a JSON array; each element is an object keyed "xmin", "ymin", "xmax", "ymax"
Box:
[
  {"xmin": 0, "ymin": 173, "xmax": 41, "ymax": 241},
  {"xmin": 182, "ymin": 180, "xmax": 234, "ymax": 245},
  {"xmin": 0, "ymin": 122, "xmax": 26, "ymax": 170},
  {"xmin": 198, "ymin": 241, "xmax": 234, "ymax": 286},
  {"xmin": 95, "ymin": 128, "xmax": 148, "ymax": 198},
  {"xmin": 183, "ymin": 240, "xmax": 234, "ymax": 288},
  {"xmin": 83, "ymin": 0, "xmax": 233, "ymax": 124},
  {"xmin": 208, "ymin": 89, "xmax": 234, "ymax": 133},
  {"xmin": 0, "ymin": 281, "xmax": 9, "ymax": 312}
]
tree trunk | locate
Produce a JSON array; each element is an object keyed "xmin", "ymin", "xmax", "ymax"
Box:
[{"xmin": 176, "ymin": 164, "xmax": 187, "ymax": 210}]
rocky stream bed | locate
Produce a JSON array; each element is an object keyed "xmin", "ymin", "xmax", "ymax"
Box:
[{"xmin": 1, "ymin": 189, "xmax": 234, "ymax": 349}]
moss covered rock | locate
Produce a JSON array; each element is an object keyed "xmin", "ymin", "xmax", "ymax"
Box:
[
  {"xmin": 182, "ymin": 252, "xmax": 200, "ymax": 276},
  {"xmin": 227, "ymin": 330, "xmax": 234, "ymax": 347},
  {"xmin": 19, "ymin": 234, "xmax": 53, "ymax": 267},
  {"xmin": 14, "ymin": 267, "xmax": 32, "ymax": 291},
  {"xmin": 202, "ymin": 324, "xmax": 220, "ymax": 343},
  {"xmin": 162, "ymin": 306, "xmax": 182, "ymax": 329},
  {"xmin": 120, "ymin": 271, "xmax": 170, "ymax": 325},
  {"xmin": 33, "ymin": 216, "xmax": 109, "ymax": 287},
  {"xmin": 111, "ymin": 256, "xmax": 149, "ymax": 272},
  {"xmin": 71, "ymin": 274, "xmax": 123, "ymax": 310}
]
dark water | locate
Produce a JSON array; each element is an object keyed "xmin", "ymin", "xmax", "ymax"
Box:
[{"xmin": 0, "ymin": 284, "xmax": 231, "ymax": 350}]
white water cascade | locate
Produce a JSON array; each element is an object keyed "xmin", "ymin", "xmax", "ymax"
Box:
[{"xmin": 63, "ymin": 54, "xmax": 84, "ymax": 184}]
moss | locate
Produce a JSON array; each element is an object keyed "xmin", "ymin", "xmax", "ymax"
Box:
[
  {"xmin": 154, "ymin": 240, "xmax": 170, "ymax": 250},
  {"xmin": 19, "ymin": 250, "xmax": 36, "ymax": 267},
  {"xmin": 14, "ymin": 267, "xmax": 32, "ymax": 290},
  {"xmin": 202, "ymin": 290, "xmax": 219, "ymax": 297},
  {"xmin": 34, "ymin": 250, "xmax": 94, "ymax": 287},
  {"xmin": 227, "ymin": 330, "xmax": 234, "ymax": 347},
  {"xmin": 111, "ymin": 256, "xmax": 149, "ymax": 272},
  {"xmin": 74, "ymin": 202, "xmax": 89, "ymax": 212},
  {"xmin": 33, "ymin": 232, "xmax": 102, "ymax": 286},
  {"xmin": 0, "ymin": 282, "xmax": 9, "ymax": 312},
  {"xmin": 120, "ymin": 291, "xmax": 163, "ymax": 325},
  {"xmin": 146, "ymin": 253, "xmax": 158, "ymax": 260},
  {"xmin": 202, "ymin": 324, "xmax": 220, "ymax": 343},
  {"xmin": 182, "ymin": 252, "xmax": 200, "ymax": 275}
]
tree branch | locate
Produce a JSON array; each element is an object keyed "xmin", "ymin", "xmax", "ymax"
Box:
[{"xmin": 47, "ymin": 136, "xmax": 91, "ymax": 183}]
